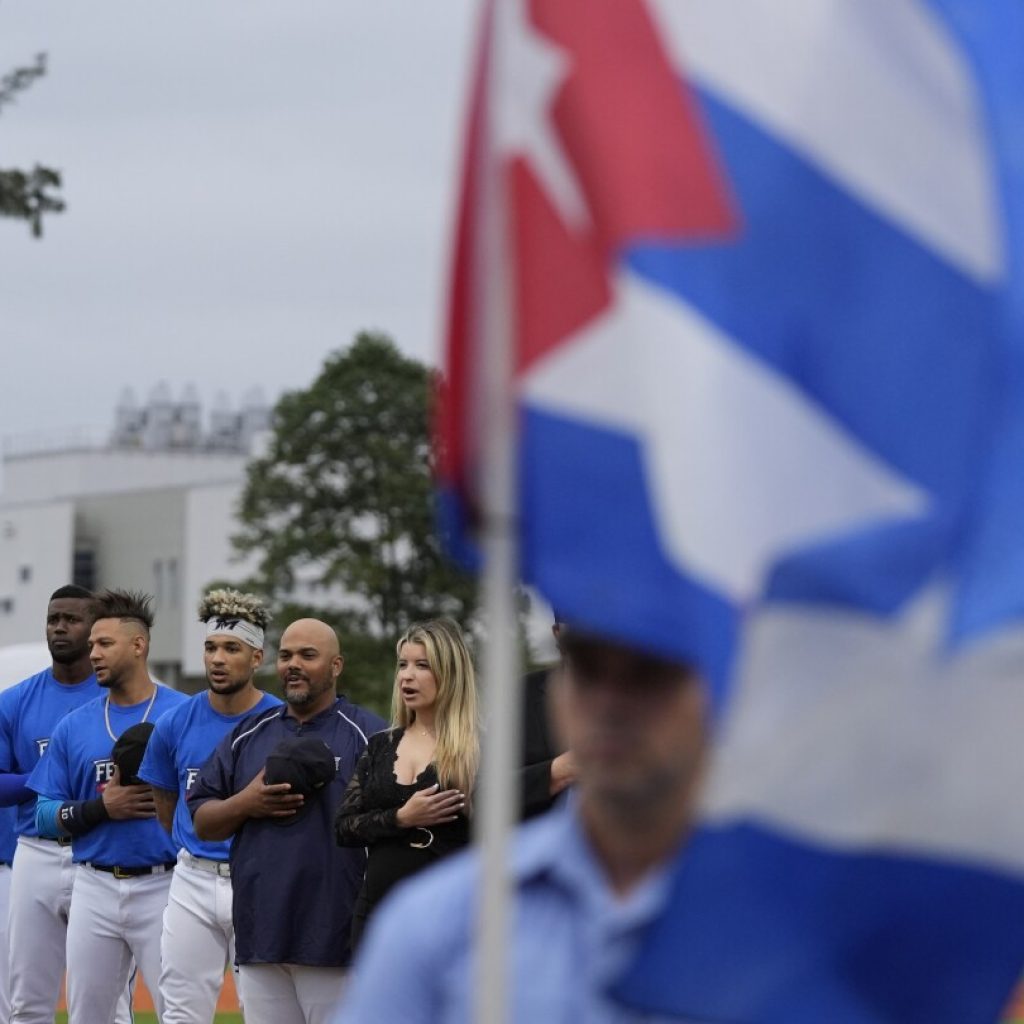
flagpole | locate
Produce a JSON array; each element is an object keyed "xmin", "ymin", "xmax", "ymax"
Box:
[
  {"xmin": 473, "ymin": 1, "xmax": 521, "ymax": 1019},
  {"xmin": 474, "ymin": 441, "xmax": 521, "ymax": 1024}
]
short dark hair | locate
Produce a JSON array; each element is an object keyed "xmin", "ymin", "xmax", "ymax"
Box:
[
  {"xmin": 50, "ymin": 584, "xmax": 93, "ymax": 602},
  {"xmin": 91, "ymin": 589, "xmax": 155, "ymax": 631}
]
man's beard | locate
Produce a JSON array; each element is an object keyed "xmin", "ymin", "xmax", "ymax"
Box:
[
  {"xmin": 208, "ymin": 676, "xmax": 251, "ymax": 696},
  {"xmin": 283, "ymin": 676, "xmax": 332, "ymax": 707},
  {"xmin": 94, "ymin": 663, "xmax": 126, "ymax": 690},
  {"xmin": 49, "ymin": 646, "xmax": 85, "ymax": 666}
]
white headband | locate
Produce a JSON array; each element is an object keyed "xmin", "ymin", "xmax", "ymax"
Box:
[{"xmin": 205, "ymin": 616, "xmax": 265, "ymax": 650}]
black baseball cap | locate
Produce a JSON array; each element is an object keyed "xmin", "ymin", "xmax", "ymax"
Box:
[
  {"xmin": 111, "ymin": 722, "xmax": 156, "ymax": 785},
  {"xmin": 263, "ymin": 736, "xmax": 337, "ymax": 826}
]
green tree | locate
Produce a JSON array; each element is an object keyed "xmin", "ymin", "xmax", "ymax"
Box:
[
  {"xmin": 0, "ymin": 53, "xmax": 65, "ymax": 237},
  {"xmin": 232, "ymin": 332, "xmax": 479, "ymax": 712}
]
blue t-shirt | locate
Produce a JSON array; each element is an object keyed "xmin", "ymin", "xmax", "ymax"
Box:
[
  {"xmin": 137, "ymin": 689, "xmax": 281, "ymax": 860},
  {"xmin": 0, "ymin": 669, "xmax": 105, "ymax": 837},
  {"xmin": 188, "ymin": 697, "xmax": 387, "ymax": 967},
  {"xmin": 0, "ymin": 806, "xmax": 17, "ymax": 863},
  {"xmin": 28, "ymin": 685, "xmax": 188, "ymax": 867}
]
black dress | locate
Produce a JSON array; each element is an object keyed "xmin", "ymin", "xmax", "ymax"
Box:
[
  {"xmin": 519, "ymin": 666, "xmax": 568, "ymax": 819},
  {"xmin": 334, "ymin": 727, "xmax": 471, "ymax": 949}
]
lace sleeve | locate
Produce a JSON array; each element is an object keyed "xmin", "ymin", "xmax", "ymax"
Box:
[{"xmin": 334, "ymin": 740, "xmax": 405, "ymax": 847}]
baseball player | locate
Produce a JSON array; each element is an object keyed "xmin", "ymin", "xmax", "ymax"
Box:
[
  {"xmin": 29, "ymin": 588, "xmax": 186, "ymax": 1022},
  {"xmin": 0, "ymin": 804, "xmax": 16, "ymax": 1020},
  {"xmin": 137, "ymin": 588, "xmax": 281, "ymax": 1023},
  {"xmin": 190, "ymin": 618, "xmax": 386, "ymax": 1024},
  {"xmin": 0, "ymin": 585, "xmax": 132, "ymax": 1024}
]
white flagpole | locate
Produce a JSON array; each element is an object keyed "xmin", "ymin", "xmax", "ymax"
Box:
[
  {"xmin": 474, "ymin": 1, "xmax": 522, "ymax": 1020},
  {"xmin": 474, "ymin": 441, "xmax": 521, "ymax": 1024}
]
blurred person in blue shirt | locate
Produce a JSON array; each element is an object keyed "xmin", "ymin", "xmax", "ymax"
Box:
[{"xmin": 335, "ymin": 626, "xmax": 708, "ymax": 1023}]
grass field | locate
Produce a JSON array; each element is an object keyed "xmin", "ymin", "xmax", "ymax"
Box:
[
  {"xmin": 55, "ymin": 1016, "xmax": 243, "ymax": 1023},
  {"xmin": 49, "ymin": 987, "xmax": 1024, "ymax": 1022},
  {"xmin": 52, "ymin": 1001, "xmax": 1024, "ymax": 1024},
  {"xmin": 50, "ymin": 1006, "xmax": 1024, "ymax": 1024},
  {"xmin": 51, "ymin": 1001, "xmax": 1024, "ymax": 1022}
]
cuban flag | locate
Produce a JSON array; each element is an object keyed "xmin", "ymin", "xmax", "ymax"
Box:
[{"xmin": 437, "ymin": 0, "xmax": 1024, "ymax": 1020}]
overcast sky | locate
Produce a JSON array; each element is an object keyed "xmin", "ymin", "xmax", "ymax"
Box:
[{"xmin": 0, "ymin": 0, "xmax": 477, "ymax": 446}]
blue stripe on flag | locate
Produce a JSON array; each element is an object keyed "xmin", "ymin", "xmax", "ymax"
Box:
[
  {"xmin": 614, "ymin": 823, "xmax": 1024, "ymax": 1024},
  {"xmin": 625, "ymin": 89, "xmax": 997, "ymax": 506},
  {"xmin": 921, "ymin": 0, "xmax": 1024, "ymax": 646},
  {"xmin": 622, "ymin": 87, "xmax": 1002, "ymax": 618},
  {"xmin": 435, "ymin": 485, "xmax": 482, "ymax": 573},
  {"xmin": 763, "ymin": 517, "xmax": 953, "ymax": 611},
  {"xmin": 519, "ymin": 407, "xmax": 736, "ymax": 706}
]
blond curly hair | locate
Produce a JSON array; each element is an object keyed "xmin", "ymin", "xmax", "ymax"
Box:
[{"xmin": 197, "ymin": 588, "xmax": 270, "ymax": 629}]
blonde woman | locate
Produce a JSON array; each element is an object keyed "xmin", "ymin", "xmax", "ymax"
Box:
[{"xmin": 335, "ymin": 618, "xmax": 480, "ymax": 949}]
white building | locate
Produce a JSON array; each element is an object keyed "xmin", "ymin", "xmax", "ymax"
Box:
[{"xmin": 0, "ymin": 387, "xmax": 270, "ymax": 684}]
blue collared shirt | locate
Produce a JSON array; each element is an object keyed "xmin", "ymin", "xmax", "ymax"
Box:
[{"xmin": 335, "ymin": 797, "xmax": 683, "ymax": 1023}]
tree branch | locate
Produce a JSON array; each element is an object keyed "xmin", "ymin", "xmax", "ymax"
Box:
[{"xmin": 0, "ymin": 53, "xmax": 47, "ymax": 114}]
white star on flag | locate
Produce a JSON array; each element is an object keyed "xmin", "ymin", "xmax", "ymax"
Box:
[{"xmin": 491, "ymin": 0, "xmax": 590, "ymax": 228}]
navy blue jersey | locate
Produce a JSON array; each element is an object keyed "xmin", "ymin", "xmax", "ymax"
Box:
[
  {"xmin": 137, "ymin": 689, "xmax": 281, "ymax": 860},
  {"xmin": 29, "ymin": 686, "xmax": 188, "ymax": 867},
  {"xmin": 188, "ymin": 698, "xmax": 386, "ymax": 967},
  {"xmin": 0, "ymin": 669, "xmax": 105, "ymax": 837}
]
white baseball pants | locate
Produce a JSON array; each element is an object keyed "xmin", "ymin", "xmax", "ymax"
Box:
[
  {"xmin": 9, "ymin": 838, "xmax": 135, "ymax": 1024},
  {"xmin": 237, "ymin": 963, "xmax": 346, "ymax": 1024},
  {"xmin": 65, "ymin": 861, "xmax": 173, "ymax": 1023},
  {"xmin": 9, "ymin": 837, "xmax": 76, "ymax": 1023},
  {"xmin": 159, "ymin": 851, "xmax": 236, "ymax": 1024},
  {"xmin": 0, "ymin": 862, "xmax": 11, "ymax": 1021}
]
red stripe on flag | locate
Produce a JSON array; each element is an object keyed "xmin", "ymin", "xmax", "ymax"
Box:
[
  {"xmin": 436, "ymin": 3, "xmax": 493, "ymax": 504},
  {"xmin": 515, "ymin": 0, "xmax": 738, "ymax": 371},
  {"xmin": 440, "ymin": 0, "xmax": 739, "ymax": 530}
]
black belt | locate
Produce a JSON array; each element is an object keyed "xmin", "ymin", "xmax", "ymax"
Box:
[
  {"xmin": 44, "ymin": 835, "xmax": 72, "ymax": 847},
  {"xmin": 86, "ymin": 862, "xmax": 175, "ymax": 879}
]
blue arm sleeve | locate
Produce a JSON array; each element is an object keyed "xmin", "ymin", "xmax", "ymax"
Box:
[
  {"xmin": 35, "ymin": 796, "xmax": 63, "ymax": 839},
  {"xmin": 0, "ymin": 772, "xmax": 31, "ymax": 807}
]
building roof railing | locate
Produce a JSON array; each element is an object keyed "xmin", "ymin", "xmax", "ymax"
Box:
[{"xmin": 1, "ymin": 425, "xmax": 109, "ymax": 458}]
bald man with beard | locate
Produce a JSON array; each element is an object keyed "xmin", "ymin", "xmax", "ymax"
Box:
[{"xmin": 189, "ymin": 619, "xmax": 386, "ymax": 1024}]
